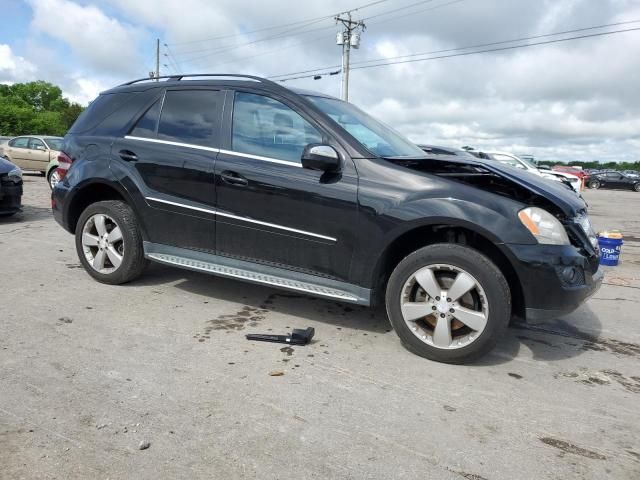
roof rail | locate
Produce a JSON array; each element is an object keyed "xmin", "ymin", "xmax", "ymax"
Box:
[{"xmin": 118, "ymin": 73, "xmax": 283, "ymax": 88}]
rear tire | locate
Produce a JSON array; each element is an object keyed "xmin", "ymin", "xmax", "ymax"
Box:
[
  {"xmin": 385, "ymin": 244, "xmax": 511, "ymax": 364},
  {"xmin": 75, "ymin": 200, "xmax": 147, "ymax": 285},
  {"xmin": 47, "ymin": 168, "xmax": 61, "ymax": 190}
]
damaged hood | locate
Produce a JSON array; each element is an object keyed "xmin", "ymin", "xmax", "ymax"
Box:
[{"xmin": 385, "ymin": 155, "xmax": 586, "ymax": 217}]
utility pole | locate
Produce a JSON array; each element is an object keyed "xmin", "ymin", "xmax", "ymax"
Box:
[
  {"xmin": 335, "ymin": 13, "xmax": 365, "ymax": 102},
  {"xmin": 155, "ymin": 38, "xmax": 160, "ymax": 81}
]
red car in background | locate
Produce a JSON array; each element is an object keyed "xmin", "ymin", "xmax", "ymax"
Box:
[{"xmin": 553, "ymin": 165, "xmax": 589, "ymax": 181}]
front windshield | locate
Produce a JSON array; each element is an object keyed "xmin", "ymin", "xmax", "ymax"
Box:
[
  {"xmin": 305, "ymin": 95, "xmax": 425, "ymax": 158},
  {"xmin": 519, "ymin": 156, "xmax": 538, "ymax": 170},
  {"xmin": 45, "ymin": 138, "xmax": 63, "ymax": 150}
]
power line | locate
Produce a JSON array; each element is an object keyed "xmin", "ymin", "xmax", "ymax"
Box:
[
  {"xmin": 363, "ymin": 0, "xmax": 436, "ymax": 20},
  {"xmin": 171, "ymin": 17, "xmax": 330, "ymax": 56},
  {"xmin": 166, "ymin": 0, "xmax": 393, "ymax": 47},
  {"xmin": 270, "ymin": 26, "xmax": 640, "ymax": 81},
  {"xmin": 197, "ymin": 34, "xmax": 329, "ymax": 69},
  {"xmin": 352, "ymin": 26, "xmax": 640, "ymax": 70},
  {"xmin": 366, "ymin": 0, "xmax": 467, "ymax": 26},
  {"xmin": 268, "ymin": 20, "xmax": 640, "ymax": 80},
  {"xmin": 170, "ymin": 0, "xmax": 467, "ymax": 67}
]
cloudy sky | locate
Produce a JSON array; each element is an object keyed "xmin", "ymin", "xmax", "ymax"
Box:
[{"xmin": 1, "ymin": 0, "xmax": 639, "ymax": 162}]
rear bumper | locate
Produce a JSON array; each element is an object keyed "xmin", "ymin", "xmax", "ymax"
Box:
[
  {"xmin": 52, "ymin": 181, "xmax": 72, "ymax": 232},
  {"xmin": 504, "ymin": 243, "xmax": 603, "ymax": 323},
  {"xmin": 0, "ymin": 182, "xmax": 23, "ymax": 214}
]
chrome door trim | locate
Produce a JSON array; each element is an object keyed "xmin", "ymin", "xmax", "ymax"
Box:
[
  {"xmin": 218, "ymin": 148, "xmax": 302, "ymax": 168},
  {"xmin": 146, "ymin": 196, "xmax": 217, "ymax": 215},
  {"xmin": 145, "ymin": 197, "xmax": 336, "ymax": 242},
  {"xmin": 125, "ymin": 135, "xmax": 220, "ymax": 153}
]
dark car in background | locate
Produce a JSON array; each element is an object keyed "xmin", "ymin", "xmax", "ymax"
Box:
[
  {"xmin": 52, "ymin": 74, "xmax": 602, "ymax": 364},
  {"xmin": 587, "ymin": 171, "xmax": 640, "ymax": 191},
  {"xmin": 0, "ymin": 156, "xmax": 23, "ymax": 217}
]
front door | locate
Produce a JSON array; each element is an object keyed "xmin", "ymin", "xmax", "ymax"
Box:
[
  {"xmin": 27, "ymin": 138, "xmax": 49, "ymax": 172},
  {"xmin": 113, "ymin": 88, "xmax": 224, "ymax": 253},
  {"xmin": 214, "ymin": 90, "xmax": 358, "ymax": 282}
]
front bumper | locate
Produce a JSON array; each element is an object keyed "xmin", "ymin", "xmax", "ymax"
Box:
[
  {"xmin": 0, "ymin": 182, "xmax": 23, "ymax": 214},
  {"xmin": 504, "ymin": 243, "xmax": 603, "ymax": 323}
]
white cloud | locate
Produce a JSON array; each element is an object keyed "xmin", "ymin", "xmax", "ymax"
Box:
[
  {"xmin": 27, "ymin": 0, "xmax": 142, "ymax": 75},
  {"xmin": 63, "ymin": 77, "xmax": 108, "ymax": 105},
  {"xmin": 0, "ymin": 44, "xmax": 37, "ymax": 83}
]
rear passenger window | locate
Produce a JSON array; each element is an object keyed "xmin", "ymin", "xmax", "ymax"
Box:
[
  {"xmin": 157, "ymin": 90, "xmax": 222, "ymax": 146},
  {"xmin": 10, "ymin": 137, "xmax": 29, "ymax": 148},
  {"xmin": 232, "ymin": 92, "xmax": 322, "ymax": 162},
  {"xmin": 130, "ymin": 100, "xmax": 161, "ymax": 138}
]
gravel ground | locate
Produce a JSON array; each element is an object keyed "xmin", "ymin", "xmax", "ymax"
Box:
[{"xmin": 1, "ymin": 175, "xmax": 639, "ymax": 480}]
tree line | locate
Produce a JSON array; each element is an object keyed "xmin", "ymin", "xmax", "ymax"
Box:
[
  {"xmin": 537, "ymin": 160, "xmax": 640, "ymax": 171},
  {"xmin": 0, "ymin": 81, "xmax": 84, "ymax": 137}
]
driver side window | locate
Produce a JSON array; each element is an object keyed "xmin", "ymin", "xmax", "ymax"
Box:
[
  {"xmin": 232, "ymin": 92, "xmax": 322, "ymax": 163},
  {"xmin": 29, "ymin": 138, "xmax": 46, "ymax": 150}
]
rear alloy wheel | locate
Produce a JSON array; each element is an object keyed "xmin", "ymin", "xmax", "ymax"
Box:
[
  {"xmin": 589, "ymin": 180, "xmax": 600, "ymax": 189},
  {"xmin": 48, "ymin": 169, "xmax": 61, "ymax": 190},
  {"xmin": 75, "ymin": 200, "xmax": 147, "ymax": 284},
  {"xmin": 386, "ymin": 244, "xmax": 511, "ymax": 364}
]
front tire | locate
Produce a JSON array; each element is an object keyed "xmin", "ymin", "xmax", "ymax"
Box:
[
  {"xmin": 385, "ymin": 244, "xmax": 511, "ymax": 364},
  {"xmin": 75, "ymin": 200, "xmax": 147, "ymax": 285},
  {"xmin": 634, "ymin": 183, "xmax": 640, "ymax": 192},
  {"xmin": 588, "ymin": 180, "xmax": 600, "ymax": 189}
]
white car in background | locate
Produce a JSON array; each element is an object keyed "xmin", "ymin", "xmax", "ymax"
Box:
[{"xmin": 470, "ymin": 150, "xmax": 581, "ymax": 193}]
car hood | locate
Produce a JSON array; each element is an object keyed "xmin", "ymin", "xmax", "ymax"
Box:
[
  {"xmin": 0, "ymin": 156, "xmax": 18, "ymax": 174},
  {"xmin": 385, "ymin": 155, "xmax": 586, "ymax": 217}
]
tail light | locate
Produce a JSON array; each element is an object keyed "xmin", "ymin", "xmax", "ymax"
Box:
[{"xmin": 55, "ymin": 151, "xmax": 73, "ymax": 182}]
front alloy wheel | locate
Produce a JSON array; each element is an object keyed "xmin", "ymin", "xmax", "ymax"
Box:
[
  {"xmin": 400, "ymin": 265, "xmax": 488, "ymax": 349},
  {"xmin": 386, "ymin": 243, "xmax": 511, "ymax": 364}
]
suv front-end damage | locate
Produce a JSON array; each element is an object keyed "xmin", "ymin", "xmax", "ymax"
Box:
[{"xmin": 386, "ymin": 155, "xmax": 603, "ymax": 323}]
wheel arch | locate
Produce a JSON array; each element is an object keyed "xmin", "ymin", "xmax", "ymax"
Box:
[
  {"xmin": 66, "ymin": 180, "xmax": 142, "ymax": 236},
  {"xmin": 371, "ymin": 222, "xmax": 525, "ymax": 319}
]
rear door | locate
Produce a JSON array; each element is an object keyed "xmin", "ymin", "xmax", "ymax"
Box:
[
  {"xmin": 214, "ymin": 90, "xmax": 358, "ymax": 282},
  {"xmin": 5, "ymin": 137, "xmax": 29, "ymax": 168},
  {"xmin": 113, "ymin": 88, "xmax": 225, "ymax": 252}
]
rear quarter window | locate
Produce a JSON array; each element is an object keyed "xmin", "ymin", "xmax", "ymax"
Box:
[{"xmin": 69, "ymin": 89, "xmax": 161, "ymax": 136}]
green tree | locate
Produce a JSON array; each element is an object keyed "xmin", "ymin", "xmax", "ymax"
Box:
[{"xmin": 0, "ymin": 80, "xmax": 84, "ymax": 136}]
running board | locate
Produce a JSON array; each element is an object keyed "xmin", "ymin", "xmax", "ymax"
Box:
[{"xmin": 143, "ymin": 242, "xmax": 371, "ymax": 305}]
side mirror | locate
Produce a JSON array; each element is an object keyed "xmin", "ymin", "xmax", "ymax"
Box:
[
  {"xmin": 301, "ymin": 144, "xmax": 341, "ymax": 172},
  {"xmin": 36, "ymin": 145, "xmax": 46, "ymax": 151}
]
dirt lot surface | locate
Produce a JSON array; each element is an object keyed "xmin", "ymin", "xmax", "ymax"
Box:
[{"xmin": 1, "ymin": 175, "xmax": 639, "ymax": 479}]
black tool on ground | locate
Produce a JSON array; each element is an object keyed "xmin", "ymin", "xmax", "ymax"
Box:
[{"xmin": 246, "ymin": 327, "xmax": 315, "ymax": 346}]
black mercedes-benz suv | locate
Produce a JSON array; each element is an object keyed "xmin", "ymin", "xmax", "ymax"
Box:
[{"xmin": 52, "ymin": 74, "xmax": 602, "ymax": 363}]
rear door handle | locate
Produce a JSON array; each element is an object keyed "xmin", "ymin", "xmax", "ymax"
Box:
[
  {"xmin": 220, "ymin": 170, "xmax": 248, "ymax": 186},
  {"xmin": 119, "ymin": 149, "xmax": 138, "ymax": 162}
]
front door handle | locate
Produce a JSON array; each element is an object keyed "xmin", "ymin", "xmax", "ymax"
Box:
[
  {"xmin": 119, "ymin": 149, "xmax": 138, "ymax": 162},
  {"xmin": 220, "ymin": 170, "xmax": 248, "ymax": 186}
]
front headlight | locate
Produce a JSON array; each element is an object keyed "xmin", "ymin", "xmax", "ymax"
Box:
[
  {"xmin": 518, "ymin": 207, "xmax": 570, "ymax": 245},
  {"xmin": 7, "ymin": 168, "xmax": 22, "ymax": 183},
  {"xmin": 575, "ymin": 212, "xmax": 599, "ymax": 249}
]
